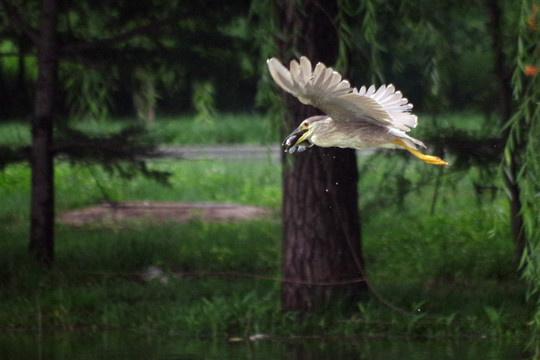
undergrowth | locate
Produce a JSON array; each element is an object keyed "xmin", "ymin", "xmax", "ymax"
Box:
[{"xmin": 0, "ymin": 113, "xmax": 532, "ymax": 338}]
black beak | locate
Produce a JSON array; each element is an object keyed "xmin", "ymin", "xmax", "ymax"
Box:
[{"xmin": 282, "ymin": 127, "xmax": 309, "ymax": 153}]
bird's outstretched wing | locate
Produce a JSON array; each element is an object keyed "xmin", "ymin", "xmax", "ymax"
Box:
[{"xmin": 267, "ymin": 56, "xmax": 417, "ymax": 132}]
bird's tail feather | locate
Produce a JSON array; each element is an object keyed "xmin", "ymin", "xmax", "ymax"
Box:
[{"xmin": 387, "ymin": 129, "xmax": 425, "ymax": 149}]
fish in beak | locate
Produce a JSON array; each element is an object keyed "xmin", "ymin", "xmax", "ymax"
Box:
[{"xmin": 282, "ymin": 125, "xmax": 312, "ymax": 153}]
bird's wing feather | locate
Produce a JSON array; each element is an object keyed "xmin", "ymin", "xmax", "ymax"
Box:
[{"xmin": 267, "ymin": 56, "xmax": 417, "ymax": 132}]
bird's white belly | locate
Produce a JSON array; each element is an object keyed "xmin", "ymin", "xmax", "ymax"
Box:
[{"xmin": 311, "ymin": 124, "xmax": 394, "ymax": 149}]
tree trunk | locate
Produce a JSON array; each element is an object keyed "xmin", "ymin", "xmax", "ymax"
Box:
[
  {"xmin": 278, "ymin": 0, "xmax": 367, "ymax": 312},
  {"xmin": 133, "ymin": 70, "xmax": 157, "ymax": 123},
  {"xmin": 485, "ymin": 0, "xmax": 525, "ymax": 259},
  {"xmin": 29, "ymin": 0, "xmax": 58, "ymax": 266}
]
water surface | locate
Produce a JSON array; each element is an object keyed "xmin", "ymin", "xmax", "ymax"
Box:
[{"xmin": 0, "ymin": 332, "xmax": 528, "ymax": 359}]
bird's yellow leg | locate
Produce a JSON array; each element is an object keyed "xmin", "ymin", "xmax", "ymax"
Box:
[{"xmin": 393, "ymin": 139, "xmax": 448, "ymax": 166}]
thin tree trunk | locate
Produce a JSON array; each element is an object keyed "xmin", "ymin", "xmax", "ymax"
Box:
[
  {"xmin": 279, "ymin": 0, "xmax": 366, "ymax": 312},
  {"xmin": 17, "ymin": 36, "xmax": 29, "ymax": 113},
  {"xmin": 485, "ymin": 0, "xmax": 525, "ymax": 259},
  {"xmin": 29, "ymin": 0, "xmax": 58, "ymax": 266}
]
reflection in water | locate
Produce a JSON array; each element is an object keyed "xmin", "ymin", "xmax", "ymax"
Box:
[{"xmin": 0, "ymin": 332, "xmax": 529, "ymax": 360}]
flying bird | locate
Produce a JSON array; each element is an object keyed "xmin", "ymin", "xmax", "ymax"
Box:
[{"xmin": 267, "ymin": 56, "xmax": 448, "ymax": 166}]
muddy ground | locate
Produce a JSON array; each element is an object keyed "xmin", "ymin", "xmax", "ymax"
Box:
[{"xmin": 59, "ymin": 202, "xmax": 271, "ymax": 226}]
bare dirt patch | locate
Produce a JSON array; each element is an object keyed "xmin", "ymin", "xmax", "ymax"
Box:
[{"xmin": 59, "ymin": 202, "xmax": 271, "ymax": 226}]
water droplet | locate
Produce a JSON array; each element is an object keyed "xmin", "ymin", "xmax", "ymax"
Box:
[
  {"xmin": 325, "ymin": 188, "xmax": 329, "ymax": 192},
  {"xmin": 335, "ymin": 182, "xmax": 339, "ymax": 185}
]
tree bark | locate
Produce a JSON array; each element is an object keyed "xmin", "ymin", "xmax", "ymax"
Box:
[
  {"xmin": 278, "ymin": 0, "xmax": 367, "ymax": 312},
  {"xmin": 29, "ymin": 0, "xmax": 58, "ymax": 266},
  {"xmin": 485, "ymin": 0, "xmax": 525, "ymax": 259}
]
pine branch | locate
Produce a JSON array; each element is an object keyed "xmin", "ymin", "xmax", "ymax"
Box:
[
  {"xmin": 51, "ymin": 126, "xmax": 171, "ymax": 185},
  {"xmin": 0, "ymin": 145, "xmax": 31, "ymax": 169},
  {"xmin": 61, "ymin": 15, "xmax": 180, "ymax": 55}
]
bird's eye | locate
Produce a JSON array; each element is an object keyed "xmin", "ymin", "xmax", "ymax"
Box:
[{"xmin": 303, "ymin": 122, "xmax": 309, "ymax": 127}]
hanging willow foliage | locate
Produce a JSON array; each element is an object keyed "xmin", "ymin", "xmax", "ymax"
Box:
[
  {"xmin": 251, "ymin": 0, "xmax": 382, "ymax": 109},
  {"xmin": 507, "ymin": 0, "xmax": 540, "ymax": 347},
  {"xmin": 250, "ymin": 0, "xmax": 378, "ymax": 138}
]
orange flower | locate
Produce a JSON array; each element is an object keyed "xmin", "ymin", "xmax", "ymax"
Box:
[
  {"xmin": 525, "ymin": 65, "xmax": 538, "ymax": 76},
  {"xmin": 528, "ymin": 3, "xmax": 539, "ymax": 31}
]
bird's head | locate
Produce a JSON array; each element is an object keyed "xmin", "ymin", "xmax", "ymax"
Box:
[{"xmin": 282, "ymin": 115, "xmax": 328, "ymax": 153}]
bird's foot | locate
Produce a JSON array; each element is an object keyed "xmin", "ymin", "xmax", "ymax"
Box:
[{"xmin": 394, "ymin": 140, "xmax": 449, "ymax": 166}]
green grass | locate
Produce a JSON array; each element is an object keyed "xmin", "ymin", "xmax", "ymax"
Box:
[
  {"xmin": 149, "ymin": 113, "xmax": 279, "ymax": 145},
  {"xmin": 0, "ymin": 220, "xmax": 283, "ymax": 336},
  {"xmin": 0, "ymin": 112, "xmax": 277, "ymax": 149},
  {"xmin": 0, "ymin": 155, "xmax": 283, "ymax": 337},
  {"xmin": 0, "ymin": 112, "xmax": 532, "ymax": 338},
  {"xmin": 53, "ymin": 157, "xmax": 281, "ymax": 210},
  {"xmin": 0, "ymin": 121, "xmax": 31, "ymax": 147},
  {"xmin": 67, "ymin": 112, "xmax": 278, "ymax": 146}
]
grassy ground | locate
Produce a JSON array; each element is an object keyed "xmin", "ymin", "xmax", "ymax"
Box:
[
  {"xmin": 0, "ymin": 113, "xmax": 279, "ymax": 147},
  {"xmin": 0, "ymin": 113, "xmax": 532, "ymax": 339}
]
